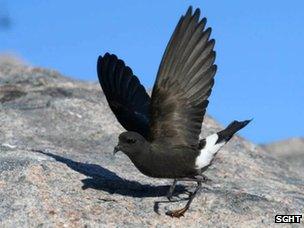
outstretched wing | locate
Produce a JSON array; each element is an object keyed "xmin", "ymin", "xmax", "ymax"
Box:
[
  {"xmin": 149, "ymin": 7, "xmax": 216, "ymax": 147},
  {"xmin": 97, "ymin": 53, "xmax": 150, "ymax": 138}
]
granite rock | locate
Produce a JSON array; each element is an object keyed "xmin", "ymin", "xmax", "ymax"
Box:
[
  {"xmin": 262, "ymin": 138, "xmax": 304, "ymax": 176},
  {"xmin": 0, "ymin": 59, "xmax": 303, "ymax": 227}
]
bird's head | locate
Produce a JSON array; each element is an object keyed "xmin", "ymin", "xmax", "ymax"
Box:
[{"xmin": 113, "ymin": 131, "xmax": 147, "ymax": 158}]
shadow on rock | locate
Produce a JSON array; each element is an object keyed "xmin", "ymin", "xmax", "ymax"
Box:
[{"xmin": 33, "ymin": 150, "xmax": 187, "ymax": 198}]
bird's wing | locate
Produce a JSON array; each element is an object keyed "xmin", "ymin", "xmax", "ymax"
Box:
[
  {"xmin": 97, "ymin": 53, "xmax": 151, "ymax": 138},
  {"xmin": 149, "ymin": 7, "xmax": 216, "ymax": 147}
]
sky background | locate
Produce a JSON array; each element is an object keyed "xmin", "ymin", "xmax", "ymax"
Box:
[{"xmin": 0, "ymin": 0, "xmax": 303, "ymax": 144}]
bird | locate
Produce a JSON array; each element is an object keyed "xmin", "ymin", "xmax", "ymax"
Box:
[{"xmin": 97, "ymin": 6, "xmax": 251, "ymax": 218}]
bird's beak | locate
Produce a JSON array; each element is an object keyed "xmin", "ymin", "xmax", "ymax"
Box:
[{"xmin": 113, "ymin": 145, "xmax": 121, "ymax": 155}]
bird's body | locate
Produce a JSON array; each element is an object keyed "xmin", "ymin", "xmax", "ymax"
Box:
[
  {"xmin": 128, "ymin": 141, "xmax": 200, "ymax": 178},
  {"xmin": 97, "ymin": 6, "xmax": 251, "ymax": 217},
  {"xmin": 119, "ymin": 119, "xmax": 250, "ymax": 179}
]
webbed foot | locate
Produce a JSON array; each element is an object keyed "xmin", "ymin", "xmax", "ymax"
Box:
[{"xmin": 166, "ymin": 207, "xmax": 188, "ymax": 218}]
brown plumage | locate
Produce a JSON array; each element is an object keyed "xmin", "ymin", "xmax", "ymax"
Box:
[{"xmin": 150, "ymin": 7, "xmax": 216, "ymax": 147}]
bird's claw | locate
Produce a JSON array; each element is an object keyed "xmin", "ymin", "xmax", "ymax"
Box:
[{"xmin": 166, "ymin": 207, "xmax": 188, "ymax": 218}]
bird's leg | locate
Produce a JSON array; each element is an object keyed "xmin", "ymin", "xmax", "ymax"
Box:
[
  {"xmin": 166, "ymin": 181, "xmax": 202, "ymax": 218},
  {"xmin": 167, "ymin": 179, "xmax": 177, "ymax": 201}
]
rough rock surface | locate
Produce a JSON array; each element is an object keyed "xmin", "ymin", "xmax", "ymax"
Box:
[
  {"xmin": 0, "ymin": 60, "xmax": 304, "ymax": 227},
  {"xmin": 262, "ymin": 138, "xmax": 304, "ymax": 175}
]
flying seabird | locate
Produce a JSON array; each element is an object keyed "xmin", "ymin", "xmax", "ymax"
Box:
[{"xmin": 97, "ymin": 6, "xmax": 251, "ymax": 217}]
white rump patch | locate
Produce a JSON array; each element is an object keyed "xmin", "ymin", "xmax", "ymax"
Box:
[{"xmin": 195, "ymin": 134, "xmax": 225, "ymax": 169}]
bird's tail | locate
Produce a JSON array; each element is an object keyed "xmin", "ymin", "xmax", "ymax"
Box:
[
  {"xmin": 196, "ymin": 119, "xmax": 251, "ymax": 169},
  {"xmin": 216, "ymin": 119, "xmax": 252, "ymax": 143}
]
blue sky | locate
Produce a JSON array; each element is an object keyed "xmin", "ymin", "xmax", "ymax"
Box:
[{"xmin": 0, "ymin": 0, "xmax": 303, "ymax": 144}]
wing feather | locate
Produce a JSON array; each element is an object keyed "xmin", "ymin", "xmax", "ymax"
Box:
[
  {"xmin": 97, "ymin": 53, "xmax": 151, "ymax": 138},
  {"xmin": 150, "ymin": 7, "xmax": 217, "ymax": 147}
]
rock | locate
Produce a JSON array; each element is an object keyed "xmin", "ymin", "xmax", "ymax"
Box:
[
  {"xmin": 0, "ymin": 59, "xmax": 303, "ymax": 227},
  {"xmin": 0, "ymin": 54, "xmax": 25, "ymax": 66},
  {"xmin": 261, "ymin": 138, "xmax": 304, "ymax": 175}
]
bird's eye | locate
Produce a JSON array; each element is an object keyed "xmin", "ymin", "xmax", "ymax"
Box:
[{"xmin": 127, "ymin": 138, "xmax": 136, "ymax": 144}]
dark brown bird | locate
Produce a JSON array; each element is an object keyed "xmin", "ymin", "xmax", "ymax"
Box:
[{"xmin": 97, "ymin": 6, "xmax": 251, "ymax": 217}]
